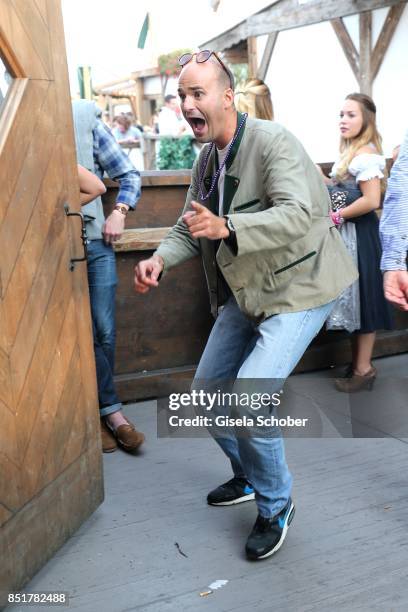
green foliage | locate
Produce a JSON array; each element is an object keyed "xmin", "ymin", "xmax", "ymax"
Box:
[
  {"xmin": 157, "ymin": 136, "xmax": 196, "ymax": 170},
  {"xmin": 230, "ymin": 63, "xmax": 248, "ymax": 87},
  {"xmin": 158, "ymin": 49, "xmax": 193, "ymax": 77}
]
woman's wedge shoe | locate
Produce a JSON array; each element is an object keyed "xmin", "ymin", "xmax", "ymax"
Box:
[{"xmin": 334, "ymin": 366, "xmax": 377, "ymax": 393}]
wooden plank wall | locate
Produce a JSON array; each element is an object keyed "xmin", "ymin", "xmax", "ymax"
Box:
[
  {"xmin": 103, "ymin": 167, "xmax": 408, "ymax": 402},
  {"xmin": 0, "ymin": 0, "xmax": 103, "ymax": 603}
]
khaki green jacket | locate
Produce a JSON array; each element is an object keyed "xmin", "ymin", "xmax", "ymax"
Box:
[{"xmin": 156, "ymin": 115, "xmax": 358, "ymax": 321}]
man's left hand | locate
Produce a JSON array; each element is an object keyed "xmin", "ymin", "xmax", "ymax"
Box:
[
  {"xmin": 103, "ymin": 208, "xmax": 126, "ymax": 243},
  {"xmin": 183, "ymin": 201, "xmax": 229, "ymax": 240}
]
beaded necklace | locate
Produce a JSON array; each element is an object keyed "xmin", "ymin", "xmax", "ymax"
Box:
[{"xmin": 198, "ymin": 113, "xmax": 248, "ymax": 201}]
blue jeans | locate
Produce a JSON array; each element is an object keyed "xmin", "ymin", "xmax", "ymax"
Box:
[
  {"xmin": 87, "ymin": 240, "xmax": 121, "ymax": 417},
  {"xmin": 195, "ymin": 296, "xmax": 333, "ymax": 518}
]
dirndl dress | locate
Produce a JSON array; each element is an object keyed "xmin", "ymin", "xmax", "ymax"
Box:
[{"xmin": 326, "ymin": 153, "xmax": 393, "ymax": 333}]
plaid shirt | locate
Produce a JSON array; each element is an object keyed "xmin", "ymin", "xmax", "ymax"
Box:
[
  {"xmin": 93, "ymin": 120, "xmax": 141, "ymax": 209},
  {"xmin": 380, "ymin": 130, "xmax": 408, "ymax": 271}
]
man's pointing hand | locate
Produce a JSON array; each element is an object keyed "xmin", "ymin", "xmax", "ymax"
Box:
[{"xmin": 183, "ymin": 201, "xmax": 229, "ymax": 240}]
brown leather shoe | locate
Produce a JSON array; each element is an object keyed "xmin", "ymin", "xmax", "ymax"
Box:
[
  {"xmin": 111, "ymin": 417, "xmax": 145, "ymax": 453},
  {"xmin": 100, "ymin": 419, "xmax": 118, "ymax": 453},
  {"xmin": 335, "ymin": 366, "xmax": 377, "ymax": 393}
]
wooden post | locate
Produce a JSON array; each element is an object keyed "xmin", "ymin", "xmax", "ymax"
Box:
[
  {"xmin": 371, "ymin": 3, "xmax": 405, "ymax": 81},
  {"xmin": 128, "ymin": 96, "xmax": 138, "ymax": 119},
  {"xmin": 247, "ymin": 36, "xmax": 258, "ymax": 78},
  {"xmin": 108, "ymin": 97, "xmax": 114, "ymax": 124},
  {"xmin": 359, "ymin": 11, "xmax": 372, "ymax": 95},
  {"xmin": 97, "ymin": 94, "xmax": 107, "ymax": 111},
  {"xmin": 135, "ymin": 77, "xmax": 147, "ymax": 124},
  {"xmin": 143, "ymin": 133, "xmax": 160, "ymax": 170},
  {"xmin": 257, "ymin": 32, "xmax": 278, "ymax": 81},
  {"xmin": 332, "ymin": 4, "xmax": 404, "ymax": 95}
]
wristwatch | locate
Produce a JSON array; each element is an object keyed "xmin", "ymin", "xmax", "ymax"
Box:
[
  {"xmin": 114, "ymin": 204, "xmax": 129, "ymax": 216},
  {"xmin": 223, "ymin": 216, "xmax": 238, "ymax": 254},
  {"xmin": 224, "ymin": 216, "xmax": 236, "ymax": 239}
]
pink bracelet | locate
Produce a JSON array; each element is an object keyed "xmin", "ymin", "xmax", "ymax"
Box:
[{"xmin": 331, "ymin": 210, "xmax": 344, "ymax": 226}]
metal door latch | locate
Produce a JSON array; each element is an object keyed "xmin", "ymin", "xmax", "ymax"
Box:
[{"xmin": 64, "ymin": 203, "xmax": 88, "ymax": 271}]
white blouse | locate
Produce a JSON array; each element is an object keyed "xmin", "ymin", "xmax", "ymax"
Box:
[{"xmin": 331, "ymin": 153, "xmax": 386, "ymax": 183}]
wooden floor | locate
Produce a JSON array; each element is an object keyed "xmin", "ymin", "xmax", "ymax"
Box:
[{"xmin": 6, "ymin": 354, "xmax": 408, "ymax": 612}]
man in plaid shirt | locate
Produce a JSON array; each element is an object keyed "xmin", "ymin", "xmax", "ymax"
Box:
[{"xmin": 73, "ymin": 101, "xmax": 145, "ymax": 453}]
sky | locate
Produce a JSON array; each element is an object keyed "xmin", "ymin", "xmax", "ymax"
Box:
[
  {"xmin": 61, "ymin": 0, "xmax": 273, "ymax": 93},
  {"xmin": 0, "ymin": 56, "xmax": 11, "ymax": 101},
  {"xmin": 62, "ymin": 0, "xmax": 151, "ymax": 90}
]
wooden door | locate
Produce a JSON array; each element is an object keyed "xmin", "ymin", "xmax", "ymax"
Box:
[{"xmin": 0, "ymin": 0, "xmax": 103, "ymax": 601}]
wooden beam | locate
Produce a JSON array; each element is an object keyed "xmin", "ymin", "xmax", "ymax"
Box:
[
  {"xmin": 359, "ymin": 11, "xmax": 372, "ymax": 95},
  {"xmin": 93, "ymin": 76, "xmax": 134, "ymax": 92},
  {"xmin": 223, "ymin": 44, "xmax": 249, "ymax": 65},
  {"xmin": 371, "ymin": 3, "xmax": 405, "ymax": 80},
  {"xmin": 200, "ymin": 19, "xmax": 247, "ymax": 51},
  {"xmin": 257, "ymin": 32, "xmax": 278, "ymax": 81},
  {"xmin": 249, "ymin": 0, "xmax": 405, "ymax": 36},
  {"xmin": 247, "ymin": 36, "xmax": 258, "ymax": 77},
  {"xmin": 131, "ymin": 67, "xmax": 160, "ymax": 79},
  {"xmin": 113, "ymin": 227, "xmax": 171, "ymax": 252},
  {"xmin": 331, "ymin": 18, "xmax": 359, "ymax": 81},
  {"xmin": 201, "ymin": 0, "xmax": 407, "ymax": 51},
  {"xmin": 104, "ymin": 170, "xmax": 192, "ymax": 189}
]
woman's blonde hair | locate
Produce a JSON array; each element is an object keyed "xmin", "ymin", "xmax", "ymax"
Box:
[
  {"xmin": 336, "ymin": 93, "xmax": 386, "ymax": 190},
  {"xmin": 235, "ymin": 78, "xmax": 274, "ymax": 120}
]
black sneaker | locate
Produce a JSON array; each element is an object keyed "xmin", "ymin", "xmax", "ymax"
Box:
[
  {"xmin": 245, "ymin": 498, "xmax": 295, "ymax": 560},
  {"xmin": 207, "ymin": 477, "xmax": 255, "ymax": 506}
]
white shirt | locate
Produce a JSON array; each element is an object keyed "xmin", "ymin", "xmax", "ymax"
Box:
[
  {"xmin": 158, "ymin": 107, "xmax": 181, "ymax": 137},
  {"xmin": 330, "ymin": 150, "xmax": 386, "ymax": 183},
  {"xmin": 348, "ymin": 153, "xmax": 386, "ymax": 182},
  {"xmin": 217, "ymin": 141, "xmax": 232, "ymax": 215}
]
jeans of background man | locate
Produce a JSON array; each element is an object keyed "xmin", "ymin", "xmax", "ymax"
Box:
[
  {"xmin": 87, "ymin": 240, "xmax": 121, "ymax": 417},
  {"xmin": 194, "ymin": 296, "xmax": 333, "ymax": 518}
]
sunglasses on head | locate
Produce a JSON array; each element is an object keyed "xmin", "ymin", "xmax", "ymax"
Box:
[{"xmin": 178, "ymin": 50, "xmax": 233, "ymax": 89}]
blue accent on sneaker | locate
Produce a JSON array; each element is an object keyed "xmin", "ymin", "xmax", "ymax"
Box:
[
  {"xmin": 278, "ymin": 514, "xmax": 286, "ymax": 529},
  {"xmin": 207, "ymin": 477, "xmax": 255, "ymax": 506},
  {"xmin": 246, "ymin": 498, "xmax": 295, "ymax": 560}
]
